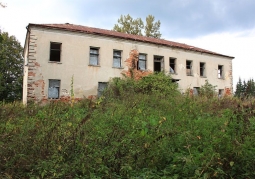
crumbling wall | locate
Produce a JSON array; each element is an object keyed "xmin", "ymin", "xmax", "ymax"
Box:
[
  {"xmin": 122, "ymin": 49, "xmax": 152, "ymax": 80},
  {"xmin": 27, "ymin": 33, "xmax": 47, "ymax": 102}
]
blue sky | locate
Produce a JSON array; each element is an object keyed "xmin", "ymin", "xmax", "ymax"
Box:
[{"xmin": 1, "ymin": 0, "xmax": 255, "ymax": 89}]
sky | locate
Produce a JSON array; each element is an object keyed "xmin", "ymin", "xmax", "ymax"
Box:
[{"xmin": 1, "ymin": 0, "xmax": 255, "ymax": 90}]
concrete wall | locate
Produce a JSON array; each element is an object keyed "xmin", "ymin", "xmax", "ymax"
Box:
[{"xmin": 23, "ymin": 27, "xmax": 233, "ymax": 103}]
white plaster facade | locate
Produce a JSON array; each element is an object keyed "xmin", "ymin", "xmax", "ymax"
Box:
[{"xmin": 23, "ymin": 24, "xmax": 234, "ymax": 104}]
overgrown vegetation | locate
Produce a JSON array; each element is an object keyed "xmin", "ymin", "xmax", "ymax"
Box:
[{"xmin": 1, "ymin": 73, "xmax": 255, "ymax": 178}]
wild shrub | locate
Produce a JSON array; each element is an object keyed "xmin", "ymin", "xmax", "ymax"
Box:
[{"xmin": 1, "ymin": 74, "xmax": 255, "ymax": 178}]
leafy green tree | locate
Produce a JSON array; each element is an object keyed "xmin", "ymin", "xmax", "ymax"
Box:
[
  {"xmin": 199, "ymin": 80, "xmax": 217, "ymax": 98},
  {"xmin": 145, "ymin": 15, "xmax": 161, "ymax": 38},
  {"xmin": 0, "ymin": 31, "xmax": 23, "ymax": 101},
  {"xmin": 113, "ymin": 14, "xmax": 144, "ymax": 36},
  {"xmin": 113, "ymin": 14, "xmax": 161, "ymax": 38}
]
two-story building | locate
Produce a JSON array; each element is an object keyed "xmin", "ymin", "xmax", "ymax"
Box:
[{"xmin": 23, "ymin": 23, "xmax": 234, "ymax": 104}]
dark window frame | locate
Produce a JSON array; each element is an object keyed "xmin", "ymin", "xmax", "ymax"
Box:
[
  {"xmin": 193, "ymin": 87, "xmax": 200, "ymax": 96},
  {"xmin": 200, "ymin": 62, "xmax": 206, "ymax": 77},
  {"xmin": 48, "ymin": 79, "xmax": 61, "ymax": 99},
  {"xmin": 186, "ymin": 60, "xmax": 193, "ymax": 76},
  {"xmin": 97, "ymin": 82, "xmax": 108, "ymax": 97},
  {"xmin": 113, "ymin": 50, "xmax": 122, "ymax": 68},
  {"xmin": 170, "ymin": 57, "xmax": 176, "ymax": 74},
  {"xmin": 218, "ymin": 65, "xmax": 224, "ymax": 79},
  {"xmin": 137, "ymin": 53, "xmax": 147, "ymax": 70},
  {"xmin": 89, "ymin": 47, "xmax": 100, "ymax": 66},
  {"xmin": 50, "ymin": 42, "xmax": 61, "ymax": 62}
]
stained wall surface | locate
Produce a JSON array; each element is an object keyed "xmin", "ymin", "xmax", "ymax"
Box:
[{"xmin": 23, "ymin": 27, "xmax": 233, "ymax": 103}]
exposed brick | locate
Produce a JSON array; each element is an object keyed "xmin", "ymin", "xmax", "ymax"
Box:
[{"xmin": 122, "ymin": 49, "xmax": 152, "ymax": 80}]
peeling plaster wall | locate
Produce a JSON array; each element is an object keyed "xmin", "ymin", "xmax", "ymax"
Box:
[{"xmin": 23, "ymin": 27, "xmax": 233, "ymax": 103}]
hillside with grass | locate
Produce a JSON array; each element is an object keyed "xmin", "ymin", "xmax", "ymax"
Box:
[{"xmin": 1, "ymin": 73, "xmax": 255, "ymax": 178}]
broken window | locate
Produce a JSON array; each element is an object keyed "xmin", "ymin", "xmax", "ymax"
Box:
[
  {"xmin": 193, "ymin": 87, "xmax": 200, "ymax": 96},
  {"xmin": 48, "ymin": 79, "xmax": 60, "ymax": 99},
  {"xmin": 137, "ymin": 54, "xmax": 146, "ymax": 70},
  {"xmin": 154, "ymin": 56, "xmax": 164, "ymax": 72},
  {"xmin": 98, "ymin": 82, "xmax": 108, "ymax": 97},
  {"xmin": 218, "ymin": 89, "xmax": 224, "ymax": 98},
  {"xmin": 50, "ymin": 42, "xmax": 61, "ymax": 62},
  {"xmin": 186, "ymin": 60, "xmax": 193, "ymax": 76},
  {"xmin": 113, "ymin": 50, "xmax": 121, "ymax": 68},
  {"xmin": 89, "ymin": 47, "xmax": 99, "ymax": 65},
  {"xmin": 218, "ymin": 65, "xmax": 223, "ymax": 79},
  {"xmin": 170, "ymin": 58, "xmax": 176, "ymax": 74},
  {"xmin": 200, "ymin": 62, "xmax": 206, "ymax": 77}
]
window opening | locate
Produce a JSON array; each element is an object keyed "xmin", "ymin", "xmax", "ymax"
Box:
[
  {"xmin": 137, "ymin": 54, "xmax": 146, "ymax": 70},
  {"xmin": 98, "ymin": 82, "xmax": 108, "ymax": 97},
  {"xmin": 218, "ymin": 65, "xmax": 223, "ymax": 78},
  {"xmin": 218, "ymin": 89, "xmax": 224, "ymax": 98},
  {"xmin": 154, "ymin": 56, "xmax": 164, "ymax": 72},
  {"xmin": 186, "ymin": 60, "xmax": 192, "ymax": 76},
  {"xmin": 90, "ymin": 48, "xmax": 99, "ymax": 65},
  {"xmin": 48, "ymin": 79, "xmax": 60, "ymax": 99},
  {"xmin": 50, "ymin": 42, "xmax": 61, "ymax": 62},
  {"xmin": 170, "ymin": 58, "xmax": 176, "ymax": 74},
  {"xmin": 193, "ymin": 87, "xmax": 200, "ymax": 96},
  {"xmin": 113, "ymin": 50, "xmax": 121, "ymax": 68},
  {"xmin": 200, "ymin": 62, "xmax": 206, "ymax": 77}
]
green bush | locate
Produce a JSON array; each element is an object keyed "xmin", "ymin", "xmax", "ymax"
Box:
[{"xmin": 1, "ymin": 73, "xmax": 255, "ymax": 178}]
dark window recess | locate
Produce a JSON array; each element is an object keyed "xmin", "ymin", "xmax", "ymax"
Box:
[
  {"xmin": 154, "ymin": 56, "xmax": 164, "ymax": 72},
  {"xmin": 50, "ymin": 42, "xmax": 61, "ymax": 62},
  {"xmin": 98, "ymin": 82, "xmax": 108, "ymax": 97},
  {"xmin": 186, "ymin": 60, "xmax": 192, "ymax": 76},
  {"xmin": 90, "ymin": 48, "xmax": 99, "ymax": 65},
  {"xmin": 137, "ymin": 54, "xmax": 146, "ymax": 70},
  {"xmin": 170, "ymin": 58, "xmax": 176, "ymax": 73},
  {"xmin": 113, "ymin": 50, "xmax": 121, "ymax": 67},
  {"xmin": 48, "ymin": 79, "xmax": 60, "ymax": 99},
  {"xmin": 193, "ymin": 87, "xmax": 200, "ymax": 96},
  {"xmin": 218, "ymin": 65, "xmax": 223, "ymax": 78},
  {"xmin": 218, "ymin": 89, "xmax": 224, "ymax": 98},
  {"xmin": 200, "ymin": 62, "xmax": 205, "ymax": 77}
]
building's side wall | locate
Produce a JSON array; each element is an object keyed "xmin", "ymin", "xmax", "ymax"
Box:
[{"xmin": 24, "ymin": 27, "xmax": 233, "ymax": 103}]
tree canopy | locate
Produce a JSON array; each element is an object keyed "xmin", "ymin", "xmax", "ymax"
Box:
[
  {"xmin": 235, "ymin": 78, "xmax": 255, "ymax": 98},
  {"xmin": 0, "ymin": 31, "xmax": 23, "ymax": 102},
  {"xmin": 113, "ymin": 14, "xmax": 161, "ymax": 38}
]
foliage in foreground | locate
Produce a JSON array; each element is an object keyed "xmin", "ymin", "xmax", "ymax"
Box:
[{"xmin": 1, "ymin": 73, "xmax": 255, "ymax": 178}]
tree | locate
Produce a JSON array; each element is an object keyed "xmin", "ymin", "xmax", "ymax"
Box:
[
  {"xmin": 145, "ymin": 15, "xmax": 161, "ymax": 38},
  {"xmin": 235, "ymin": 77, "xmax": 243, "ymax": 97},
  {"xmin": 0, "ymin": 31, "xmax": 23, "ymax": 102},
  {"xmin": 113, "ymin": 14, "xmax": 161, "ymax": 38}
]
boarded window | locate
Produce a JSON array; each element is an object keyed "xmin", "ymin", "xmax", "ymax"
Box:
[
  {"xmin": 113, "ymin": 50, "xmax": 121, "ymax": 67},
  {"xmin": 98, "ymin": 82, "xmax": 108, "ymax": 97},
  {"xmin": 48, "ymin": 79, "xmax": 60, "ymax": 99},
  {"xmin": 137, "ymin": 54, "xmax": 146, "ymax": 70},
  {"xmin": 90, "ymin": 48, "xmax": 99, "ymax": 65},
  {"xmin": 200, "ymin": 62, "xmax": 206, "ymax": 77},
  {"xmin": 186, "ymin": 60, "xmax": 192, "ymax": 76},
  {"xmin": 170, "ymin": 58, "xmax": 176, "ymax": 74},
  {"xmin": 218, "ymin": 65, "xmax": 223, "ymax": 79},
  {"xmin": 50, "ymin": 42, "xmax": 61, "ymax": 62}
]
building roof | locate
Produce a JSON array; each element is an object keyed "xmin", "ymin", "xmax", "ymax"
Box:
[{"xmin": 28, "ymin": 23, "xmax": 234, "ymax": 59}]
